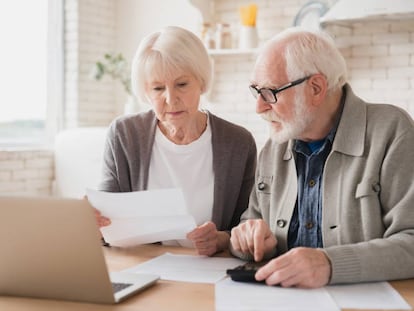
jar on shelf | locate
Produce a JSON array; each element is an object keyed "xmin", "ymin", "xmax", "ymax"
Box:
[
  {"xmin": 201, "ymin": 23, "xmax": 215, "ymax": 49},
  {"xmin": 215, "ymin": 23, "xmax": 232, "ymax": 49}
]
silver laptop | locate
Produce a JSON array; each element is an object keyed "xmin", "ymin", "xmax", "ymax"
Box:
[{"xmin": 0, "ymin": 196, "xmax": 159, "ymax": 304}]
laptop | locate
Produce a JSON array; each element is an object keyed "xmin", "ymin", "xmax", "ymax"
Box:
[{"xmin": 0, "ymin": 196, "xmax": 159, "ymax": 304}]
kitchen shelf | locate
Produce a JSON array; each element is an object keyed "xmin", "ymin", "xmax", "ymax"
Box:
[{"xmin": 207, "ymin": 48, "xmax": 258, "ymax": 56}]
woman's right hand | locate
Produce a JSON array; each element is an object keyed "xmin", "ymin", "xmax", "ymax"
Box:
[{"xmin": 94, "ymin": 208, "xmax": 111, "ymax": 227}]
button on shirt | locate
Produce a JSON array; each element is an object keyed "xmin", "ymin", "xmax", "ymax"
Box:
[{"xmin": 288, "ymin": 128, "xmax": 337, "ymax": 249}]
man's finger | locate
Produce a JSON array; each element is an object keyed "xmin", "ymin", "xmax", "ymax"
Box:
[{"xmin": 253, "ymin": 224, "xmax": 265, "ymax": 261}]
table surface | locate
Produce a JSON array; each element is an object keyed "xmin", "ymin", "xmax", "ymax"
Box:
[{"xmin": 0, "ymin": 244, "xmax": 413, "ymax": 311}]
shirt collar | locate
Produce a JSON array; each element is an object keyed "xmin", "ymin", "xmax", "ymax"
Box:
[{"xmin": 293, "ymin": 91, "xmax": 345, "ymax": 155}]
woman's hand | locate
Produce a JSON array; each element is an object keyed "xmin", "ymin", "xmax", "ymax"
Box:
[
  {"xmin": 83, "ymin": 195, "xmax": 111, "ymax": 228},
  {"xmin": 186, "ymin": 221, "xmax": 230, "ymax": 256},
  {"xmin": 94, "ymin": 208, "xmax": 111, "ymax": 228}
]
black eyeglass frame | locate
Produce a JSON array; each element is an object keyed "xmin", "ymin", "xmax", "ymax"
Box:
[{"xmin": 249, "ymin": 75, "xmax": 312, "ymax": 104}]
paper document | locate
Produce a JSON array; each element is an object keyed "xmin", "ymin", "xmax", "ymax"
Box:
[
  {"xmin": 124, "ymin": 253, "xmax": 245, "ymax": 283},
  {"xmin": 216, "ymin": 278, "xmax": 411, "ymax": 310},
  {"xmin": 327, "ymin": 281, "xmax": 411, "ymax": 310},
  {"xmin": 86, "ymin": 188, "xmax": 196, "ymax": 247},
  {"xmin": 216, "ymin": 278, "xmax": 340, "ymax": 311}
]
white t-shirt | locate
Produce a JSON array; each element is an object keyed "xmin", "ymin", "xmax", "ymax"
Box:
[{"xmin": 147, "ymin": 115, "xmax": 214, "ymax": 247}]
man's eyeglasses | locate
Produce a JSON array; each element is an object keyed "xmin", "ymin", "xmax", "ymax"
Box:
[{"xmin": 249, "ymin": 76, "xmax": 311, "ymax": 104}]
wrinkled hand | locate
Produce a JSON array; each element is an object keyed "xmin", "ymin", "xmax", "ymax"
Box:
[
  {"xmin": 255, "ymin": 247, "xmax": 331, "ymax": 288},
  {"xmin": 94, "ymin": 208, "xmax": 111, "ymax": 228},
  {"xmin": 230, "ymin": 219, "xmax": 277, "ymax": 262},
  {"xmin": 187, "ymin": 222, "xmax": 228, "ymax": 256}
]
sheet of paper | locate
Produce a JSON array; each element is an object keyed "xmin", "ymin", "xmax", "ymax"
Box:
[
  {"xmin": 124, "ymin": 253, "xmax": 245, "ymax": 284},
  {"xmin": 327, "ymin": 281, "xmax": 411, "ymax": 310},
  {"xmin": 215, "ymin": 278, "xmax": 340, "ymax": 311},
  {"xmin": 86, "ymin": 188, "xmax": 196, "ymax": 247}
]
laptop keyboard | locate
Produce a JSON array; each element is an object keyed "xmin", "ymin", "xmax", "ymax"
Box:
[{"xmin": 112, "ymin": 282, "xmax": 133, "ymax": 293}]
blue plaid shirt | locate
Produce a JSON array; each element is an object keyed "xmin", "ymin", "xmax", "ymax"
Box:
[{"xmin": 287, "ymin": 123, "xmax": 340, "ymax": 249}]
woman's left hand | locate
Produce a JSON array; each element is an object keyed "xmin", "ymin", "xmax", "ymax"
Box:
[{"xmin": 187, "ymin": 222, "xmax": 229, "ymax": 256}]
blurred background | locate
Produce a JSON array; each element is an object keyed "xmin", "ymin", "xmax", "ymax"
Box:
[{"xmin": 0, "ymin": 0, "xmax": 413, "ymax": 197}]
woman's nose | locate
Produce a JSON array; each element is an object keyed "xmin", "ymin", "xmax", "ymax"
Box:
[{"xmin": 164, "ymin": 88, "xmax": 177, "ymax": 105}]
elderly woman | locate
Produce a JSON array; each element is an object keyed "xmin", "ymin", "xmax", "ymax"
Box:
[{"xmin": 96, "ymin": 26, "xmax": 257, "ymax": 256}]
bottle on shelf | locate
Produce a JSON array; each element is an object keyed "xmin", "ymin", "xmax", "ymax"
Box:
[
  {"xmin": 201, "ymin": 23, "xmax": 215, "ymax": 49},
  {"xmin": 215, "ymin": 23, "xmax": 232, "ymax": 49}
]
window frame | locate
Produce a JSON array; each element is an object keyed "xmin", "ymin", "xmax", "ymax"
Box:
[
  {"xmin": 46, "ymin": 0, "xmax": 65, "ymax": 146},
  {"xmin": 0, "ymin": 0, "xmax": 64, "ymax": 149}
]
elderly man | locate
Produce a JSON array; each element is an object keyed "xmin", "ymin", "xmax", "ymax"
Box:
[{"xmin": 230, "ymin": 27, "xmax": 414, "ymax": 288}]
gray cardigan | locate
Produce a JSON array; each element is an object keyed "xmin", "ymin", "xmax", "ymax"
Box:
[
  {"xmin": 238, "ymin": 84, "xmax": 414, "ymax": 284},
  {"xmin": 99, "ymin": 110, "xmax": 257, "ymax": 231}
]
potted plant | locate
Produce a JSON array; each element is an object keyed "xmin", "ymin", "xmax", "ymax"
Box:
[{"xmin": 90, "ymin": 53, "xmax": 140, "ymax": 113}]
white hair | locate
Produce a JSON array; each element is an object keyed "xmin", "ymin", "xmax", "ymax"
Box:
[
  {"xmin": 131, "ymin": 26, "xmax": 213, "ymax": 104},
  {"xmin": 265, "ymin": 27, "xmax": 347, "ymax": 93}
]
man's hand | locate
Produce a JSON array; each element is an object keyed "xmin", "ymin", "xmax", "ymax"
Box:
[
  {"xmin": 255, "ymin": 247, "xmax": 331, "ymax": 288},
  {"xmin": 230, "ymin": 219, "xmax": 277, "ymax": 262}
]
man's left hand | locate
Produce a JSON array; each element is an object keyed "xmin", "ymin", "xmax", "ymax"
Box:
[{"xmin": 255, "ymin": 247, "xmax": 331, "ymax": 288}]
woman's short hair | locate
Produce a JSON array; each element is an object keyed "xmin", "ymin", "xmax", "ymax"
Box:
[
  {"xmin": 268, "ymin": 27, "xmax": 348, "ymax": 93},
  {"xmin": 131, "ymin": 26, "xmax": 212, "ymax": 104}
]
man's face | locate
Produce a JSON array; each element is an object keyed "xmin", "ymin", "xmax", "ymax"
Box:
[
  {"xmin": 260, "ymin": 89, "xmax": 315, "ymax": 144},
  {"xmin": 251, "ymin": 52, "xmax": 315, "ymax": 144}
]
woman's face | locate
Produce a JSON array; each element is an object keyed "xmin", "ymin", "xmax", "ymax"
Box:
[{"xmin": 145, "ymin": 72, "xmax": 203, "ymax": 128}]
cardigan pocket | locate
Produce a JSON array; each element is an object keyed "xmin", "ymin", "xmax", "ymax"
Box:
[
  {"xmin": 355, "ymin": 179, "xmax": 381, "ymax": 198},
  {"xmin": 354, "ymin": 179, "xmax": 383, "ymax": 239}
]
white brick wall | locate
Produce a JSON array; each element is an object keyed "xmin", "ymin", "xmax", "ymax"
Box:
[
  {"xmin": 329, "ymin": 20, "xmax": 414, "ymax": 113},
  {"xmin": 65, "ymin": 0, "xmax": 117, "ymax": 129},
  {"xmin": 2, "ymin": 0, "xmax": 413, "ymax": 195},
  {"xmin": 0, "ymin": 150, "xmax": 54, "ymax": 195}
]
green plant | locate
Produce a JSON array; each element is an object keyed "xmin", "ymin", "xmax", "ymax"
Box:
[{"xmin": 91, "ymin": 53, "xmax": 132, "ymax": 96}]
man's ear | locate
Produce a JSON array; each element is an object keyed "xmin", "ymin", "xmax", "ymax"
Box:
[{"xmin": 308, "ymin": 74, "xmax": 327, "ymax": 107}]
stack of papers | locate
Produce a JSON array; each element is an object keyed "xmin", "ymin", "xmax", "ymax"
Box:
[
  {"xmin": 86, "ymin": 188, "xmax": 196, "ymax": 247},
  {"xmin": 216, "ymin": 278, "xmax": 339, "ymax": 311},
  {"xmin": 215, "ymin": 279, "xmax": 412, "ymax": 310}
]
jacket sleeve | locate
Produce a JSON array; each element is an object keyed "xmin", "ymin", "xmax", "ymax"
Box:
[{"xmin": 325, "ymin": 127, "xmax": 414, "ymax": 284}]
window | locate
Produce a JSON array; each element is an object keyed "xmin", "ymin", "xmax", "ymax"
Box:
[{"xmin": 0, "ymin": 0, "xmax": 63, "ymax": 147}]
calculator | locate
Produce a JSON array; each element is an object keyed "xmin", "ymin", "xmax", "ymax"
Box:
[{"xmin": 226, "ymin": 261, "xmax": 268, "ymax": 283}]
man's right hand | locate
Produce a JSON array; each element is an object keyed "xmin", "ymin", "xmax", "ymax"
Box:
[
  {"xmin": 230, "ymin": 219, "xmax": 277, "ymax": 262},
  {"xmin": 94, "ymin": 208, "xmax": 111, "ymax": 227}
]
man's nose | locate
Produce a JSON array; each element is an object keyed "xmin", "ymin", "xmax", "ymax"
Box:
[{"xmin": 255, "ymin": 96, "xmax": 271, "ymax": 114}]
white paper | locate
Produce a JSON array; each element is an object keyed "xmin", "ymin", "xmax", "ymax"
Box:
[
  {"xmin": 124, "ymin": 253, "xmax": 245, "ymax": 284},
  {"xmin": 327, "ymin": 281, "xmax": 411, "ymax": 310},
  {"xmin": 215, "ymin": 278, "xmax": 340, "ymax": 311},
  {"xmin": 86, "ymin": 188, "xmax": 197, "ymax": 247}
]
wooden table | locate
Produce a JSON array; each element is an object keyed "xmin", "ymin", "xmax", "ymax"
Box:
[{"xmin": 0, "ymin": 244, "xmax": 413, "ymax": 310}]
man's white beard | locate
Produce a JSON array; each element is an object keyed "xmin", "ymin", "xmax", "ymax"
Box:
[{"xmin": 260, "ymin": 91, "xmax": 314, "ymax": 144}]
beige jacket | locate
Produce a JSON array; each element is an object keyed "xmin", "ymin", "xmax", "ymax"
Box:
[{"xmin": 240, "ymin": 84, "xmax": 414, "ymax": 284}]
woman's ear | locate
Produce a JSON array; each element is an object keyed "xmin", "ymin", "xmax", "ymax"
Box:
[
  {"xmin": 308, "ymin": 74, "xmax": 327, "ymax": 107},
  {"xmin": 200, "ymin": 79, "xmax": 207, "ymax": 94}
]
